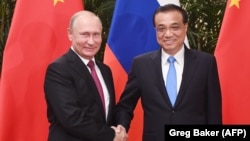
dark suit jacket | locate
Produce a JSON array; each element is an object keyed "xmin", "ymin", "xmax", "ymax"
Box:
[
  {"xmin": 116, "ymin": 46, "xmax": 222, "ymax": 141},
  {"xmin": 44, "ymin": 49, "xmax": 116, "ymax": 141}
]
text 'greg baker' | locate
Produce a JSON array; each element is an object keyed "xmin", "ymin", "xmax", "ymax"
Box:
[{"xmin": 169, "ymin": 129, "xmax": 220, "ymax": 138}]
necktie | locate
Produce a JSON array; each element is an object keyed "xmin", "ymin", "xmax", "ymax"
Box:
[
  {"xmin": 87, "ymin": 60, "xmax": 105, "ymax": 112},
  {"xmin": 166, "ymin": 56, "xmax": 177, "ymax": 106}
]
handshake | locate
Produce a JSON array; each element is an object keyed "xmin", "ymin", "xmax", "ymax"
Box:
[{"xmin": 111, "ymin": 124, "xmax": 128, "ymax": 141}]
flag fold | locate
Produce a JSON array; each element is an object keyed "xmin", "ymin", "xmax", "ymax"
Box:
[
  {"xmin": 215, "ymin": 0, "xmax": 250, "ymax": 124},
  {"xmin": 0, "ymin": 0, "xmax": 83, "ymax": 140}
]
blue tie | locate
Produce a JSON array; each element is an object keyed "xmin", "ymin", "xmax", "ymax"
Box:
[{"xmin": 166, "ymin": 56, "xmax": 177, "ymax": 106}]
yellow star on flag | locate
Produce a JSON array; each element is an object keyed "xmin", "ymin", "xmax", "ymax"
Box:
[
  {"xmin": 54, "ymin": 0, "xmax": 64, "ymax": 6},
  {"xmin": 229, "ymin": 0, "xmax": 240, "ymax": 8}
]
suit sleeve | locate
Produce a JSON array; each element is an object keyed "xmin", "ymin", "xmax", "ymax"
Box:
[
  {"xmin": 116, "ymin": 59, "xmax": 141, "ymax": 131},
  {"xmin": 206, "ymin": 56, "xmax": 222, "ymax": 124}
]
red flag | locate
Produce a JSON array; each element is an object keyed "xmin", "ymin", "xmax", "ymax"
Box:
[
  {"xmin": 104, "ymin": 0, "xmax": 181, "ymax": 140},
  {"xmin": 215, "ymin": 0, "xmax": 250, "ymax": 124},
  {"xmin": 0, "ymin": 0, "xmax": 83, "ymax": 140}
]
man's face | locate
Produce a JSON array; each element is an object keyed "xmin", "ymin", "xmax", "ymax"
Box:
[
  {"xmin": 155, "ymin": 10, "xmax": 188, "ymax": 55},
  {"xmin": 68, "ymin": 15, "xmax": 102, "ymax": 60}
]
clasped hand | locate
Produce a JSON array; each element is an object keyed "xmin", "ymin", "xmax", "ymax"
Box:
[{"xmin": 111, "ymin": 124, "xmax": 128, "ymax": 141}]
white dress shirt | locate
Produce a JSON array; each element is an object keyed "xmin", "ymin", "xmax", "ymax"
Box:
[{"xmin": 161, "ymin": 46, "xmax": 184, "ymax": 94}]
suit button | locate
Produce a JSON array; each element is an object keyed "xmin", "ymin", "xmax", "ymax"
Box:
[{"xmin": 171, "ymin": 110, "xmax": 175, "ymax": 113}]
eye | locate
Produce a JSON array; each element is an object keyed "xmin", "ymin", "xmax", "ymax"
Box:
[
  {"xmin": 171, "ymin": 26, "xmax": 180, "ymax": 31},
  {"xmin": 93, "ymin": 33, "xmax": 101, "ymax": 38},
  {"xmin": 80, "ymin": 33, "xmax": 89, "ymax": 38},
  {"xmin": 156, "ymin": 27, "xmax": 166, "ymax": 33}
]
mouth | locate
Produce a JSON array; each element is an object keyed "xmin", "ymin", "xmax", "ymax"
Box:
[{"xmin": 164, "ymin": 40, "xmax": 175, "ymax": 45}]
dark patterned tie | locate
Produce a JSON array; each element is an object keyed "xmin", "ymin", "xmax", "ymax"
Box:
[{"xmin": 87, "ymin": 60, "xmax": 105, "ymax": 112}]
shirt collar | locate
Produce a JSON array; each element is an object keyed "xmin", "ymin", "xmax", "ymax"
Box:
[
  {"xmin": 161, "ymin": 45, "xmax": 185, "ymax": 65},
  {"xmin": 70, "ymin": 47, "xmax": 96, "ymax": 66}
]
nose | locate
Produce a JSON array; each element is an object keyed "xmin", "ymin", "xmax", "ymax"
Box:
[
  {"xmin": 165, "ymin": 29, "xmax": 173, "ymax": 36},
  {"xmin": 86, "ymin": 36, "xmax": 95, "ymax": 45}
]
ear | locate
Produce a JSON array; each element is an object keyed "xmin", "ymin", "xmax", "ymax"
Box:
[
  {"xmin": 184, "ymin": 23, "xmax": 188, "ymax": 32},
  {"xmin": 67, "ymin": 28, "xmax": 72, "ymax": 41}
]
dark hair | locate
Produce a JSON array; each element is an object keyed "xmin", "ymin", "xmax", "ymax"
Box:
[{"xmin": 152, "ymin": 4, "xmax": 188, "ymax": 27}]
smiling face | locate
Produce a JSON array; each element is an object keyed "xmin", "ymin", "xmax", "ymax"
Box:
[
  {"xmin": 68, "ymin": 11, "xmax": 103, "ymax": 60},
  {"xmin": 154, "ymin": 10, "xmax": 188, "ymax": 55}
]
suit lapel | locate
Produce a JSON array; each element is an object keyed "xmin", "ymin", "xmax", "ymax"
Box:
[
  {"xmin": 66, "ymin": 49, "xmax": 90, "ymax": 79},
  {"xmin": 66, "ymin": 49, "xmax": 106, "ymax": 118},
  {"xmin": 149, "ymin": 50, "xmax": 173, "ymax": 106},
  {"xmin": 175, "ymin": 47, "xmax": 197, "ymax": 107},
  {"xmin": 96, "ymin": 61, "xmax": 115, "ymax": 122}
]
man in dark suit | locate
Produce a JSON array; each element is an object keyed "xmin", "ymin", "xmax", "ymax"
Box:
[
  {"xmin": 116, "ymin": 4, "xmax": 222, "ymax": 141},
  {"xmin": 44, "ymin": 10, "xmax": 127, "ymax": 141}
]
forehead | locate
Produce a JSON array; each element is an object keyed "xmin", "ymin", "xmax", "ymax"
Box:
[
  {"xmin": 75, "ymin": 14, "xmax": 101, "ymax": 26},
  {"xmin": 73, "ymin": 15, "xmax": 102, "ymax": 32},
  {"xmin": 155, "ymin": 10, "xmax": 183, "ymax": 26}
]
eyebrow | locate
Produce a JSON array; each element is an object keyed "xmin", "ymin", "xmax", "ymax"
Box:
[{"xmin": 156, "ymin": 23, "xmax": 182, "ymax": 27}]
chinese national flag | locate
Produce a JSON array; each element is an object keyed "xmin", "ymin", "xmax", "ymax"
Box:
[
  {"xmin": 215, "ymin": 0, "xmax": 250, "ymax": 124},
  {"xmin": 0, "ymin": 0, "xmax": 83, "ymax": 140}
]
